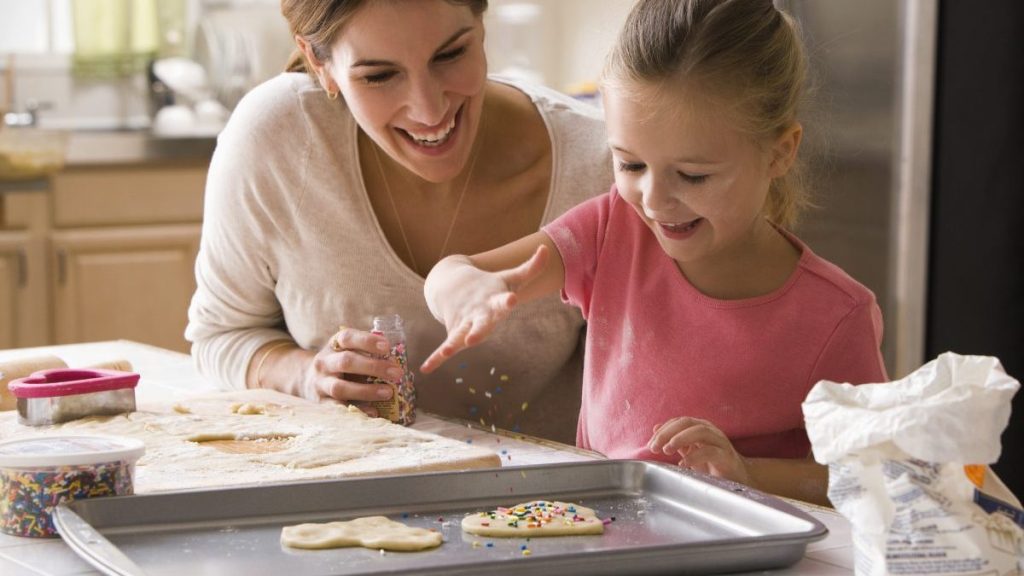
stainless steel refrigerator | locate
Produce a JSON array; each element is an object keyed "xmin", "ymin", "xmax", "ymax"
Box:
[
  {"xmin": 783, "ymin": 0, "xmax": 937, "ymax": 381},
  {"xmin": 788, "ymin": 0, "xmax": 1023, "ymax": 495}
]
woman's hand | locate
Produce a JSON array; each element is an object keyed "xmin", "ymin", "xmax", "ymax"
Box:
[
  {"xmin": 421, "ymin": 246, "xmax": 550, "ymax": 373},
  {"xmin": 292, "ymin": 327, "xmax": 404, "ymax": 414},
  {"xmin": 648, "ymin": 417, "xmax": 752, "ymax": 485}
]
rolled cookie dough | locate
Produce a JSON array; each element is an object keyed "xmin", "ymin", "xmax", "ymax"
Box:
[
  {"xmin": 281, "ymin": 516, "xmax": 442, "ymax": 551},
  {"xmin": 462, "ymin": 500, "xmax": 604, "ymax": 537}
]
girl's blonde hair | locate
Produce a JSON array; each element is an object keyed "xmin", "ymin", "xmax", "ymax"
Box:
[
  {"xmin": 604, "ymin": 0, "xmax": 810, "ymax": 228},
  {"xmin": 281, "ymin": 0, "xmax": 489, "ymax": 75}
]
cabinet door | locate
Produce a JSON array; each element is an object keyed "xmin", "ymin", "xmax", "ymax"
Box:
[
  {"xmin": 51, "ymin": 225, "xmax": 201, "ymax": 353},
  {"xmin": 0, "ymin": 231, "xmax": 49, "ymax": 348}
]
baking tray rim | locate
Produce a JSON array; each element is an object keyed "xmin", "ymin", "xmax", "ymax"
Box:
[{"xmin": 55, "ymin": 459, "xmax": 829, "ymax": 575}]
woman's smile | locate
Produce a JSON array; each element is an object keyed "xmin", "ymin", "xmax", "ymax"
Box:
[{"xmin": 395, "ymin": 103, "xmax": 464, "ymax": 157}]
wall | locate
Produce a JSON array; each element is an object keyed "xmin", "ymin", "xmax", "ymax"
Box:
[{"xmin": 486, "ymin": 0, "xmax": 632, "ymax": 92}]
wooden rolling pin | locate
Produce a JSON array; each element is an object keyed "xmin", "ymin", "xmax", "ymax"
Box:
[{"xmin": 0, "ymin": 355, "xmax": 133, "ymax": 411}]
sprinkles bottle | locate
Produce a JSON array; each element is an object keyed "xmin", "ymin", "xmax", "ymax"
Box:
[{"xmin": 368, "ymin": 314, "xmax": 416, "ymax": 425}]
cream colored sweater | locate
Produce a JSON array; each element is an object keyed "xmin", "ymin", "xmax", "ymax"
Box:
[{"xmin": 186, "ymin": 73, "xmax": 612, "ymax": 442}]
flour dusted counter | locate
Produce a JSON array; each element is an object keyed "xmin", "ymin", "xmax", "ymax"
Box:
[{"xmin": 0, "ymin": 341, "xmax": 856, "ymax": 574}]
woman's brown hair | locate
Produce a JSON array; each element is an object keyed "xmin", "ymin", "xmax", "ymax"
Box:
[
  {"xmin": 282, "ymin": 0, "xmax": 489, "ymax": 74},
  {"xmin": 604, "ymin": 0, "xmax": 811, "ymax": 228}
]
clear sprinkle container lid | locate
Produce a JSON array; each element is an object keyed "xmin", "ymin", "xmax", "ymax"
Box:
[{"xmin": 0, "ymin": 435, "xmax": 145, "ymax": 468}]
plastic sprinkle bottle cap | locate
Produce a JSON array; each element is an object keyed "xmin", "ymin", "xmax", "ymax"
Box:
[{"xmin": 0, "ymin": 435, "xmax": 145, "ymax": 468}]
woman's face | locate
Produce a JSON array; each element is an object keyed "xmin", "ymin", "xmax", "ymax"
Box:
[{"xmin": 326, "ymin": 0, "xmax": 487, "ymax": 183}]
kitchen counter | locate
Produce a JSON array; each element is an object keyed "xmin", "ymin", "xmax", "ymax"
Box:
[
  {"xmin": 0, "ymin": 341, "xmax": 855, "ymax": 575},
  {"xmin": 63, "ymin": 130, "xmax": 216, "ymax": 167},
  {"xmin": 0, "ymin": 130, "xmax": 214, "ymax": 192}
]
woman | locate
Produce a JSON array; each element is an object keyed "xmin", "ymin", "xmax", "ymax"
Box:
[{"xmin": 185, "ymin": 0, "xmax": 612, "ymax": 442}]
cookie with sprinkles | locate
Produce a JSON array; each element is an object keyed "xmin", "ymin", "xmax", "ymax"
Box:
[{"xmin": 461, "ymin": 500, "xmax": 604, "ymax": 537}]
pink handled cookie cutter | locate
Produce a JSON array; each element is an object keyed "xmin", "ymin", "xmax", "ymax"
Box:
[{"xmin": 8, "ymin": 368, "xmax": 139, "ymax": 426}]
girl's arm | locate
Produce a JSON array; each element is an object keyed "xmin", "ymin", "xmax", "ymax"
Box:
[
  {"xmin": 744, "ymin": 457, "xmax": 829, "ymax": 506},
  {"xmin": 648, "ymin": 417, "xmax": 830, "ymax": 506},
  {"xmin": 421, "ymin": 231, "xmax": 565, "ymax": 373}
]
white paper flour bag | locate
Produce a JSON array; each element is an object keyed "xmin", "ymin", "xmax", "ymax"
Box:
[{"xmin": 803, "ymin": 352, "xmax": 1023, "ymax": 575}]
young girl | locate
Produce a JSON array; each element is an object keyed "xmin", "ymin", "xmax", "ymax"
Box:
[{"xmin": 421, "ymin": 0, "xmax": 887, "ymax": 505}]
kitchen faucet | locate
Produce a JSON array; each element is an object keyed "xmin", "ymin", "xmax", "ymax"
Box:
[{"xmin": 4, "ymin": 99, "xmax": 51, "ymax": 128}]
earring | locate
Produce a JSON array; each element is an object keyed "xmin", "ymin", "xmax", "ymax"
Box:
[{"xmin": 326, "ymin": 89, "xmax": 339, "ymax": 101}]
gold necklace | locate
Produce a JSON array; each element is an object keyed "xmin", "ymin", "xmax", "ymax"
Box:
[{"xmin": 371, "ymin": 115, "xmax": 486, "ymax": 276}]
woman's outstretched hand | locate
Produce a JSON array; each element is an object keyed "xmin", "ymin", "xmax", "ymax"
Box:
[{"xmin": 420, "ymin": 246, "xmax": 550, "ymax": 373}]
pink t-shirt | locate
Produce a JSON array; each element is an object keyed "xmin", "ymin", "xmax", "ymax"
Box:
[{"xmin": 543, "ymin": 187, "xmax": 887, "ymax": 462}]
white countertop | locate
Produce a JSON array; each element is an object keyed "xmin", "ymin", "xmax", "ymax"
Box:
[{"xmin": 0, "ymin": 341, "xmax": 854, "ymax": 575}]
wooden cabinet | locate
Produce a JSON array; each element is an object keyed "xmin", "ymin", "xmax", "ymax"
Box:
[
  {"xmin": 0, "ymin": 163, "xmax": 207, "ymax": 353},
  {"xmin": 51, "ymin": 225, "xmax": 201, "ymax": 351},
  {"xmin": 0, "ymin": 233, "xmax": 30, "ymax": 348},
  {"xmin": 48, "ymin": 165, "xmax": 207, "ymax": 353},
  {"xmin": 0, "ymin": 189, "xmax": 50, "ymax": 349},
  {"xmin": 0, "ymin": 233, "xmax": 48, "ymax": 349}
]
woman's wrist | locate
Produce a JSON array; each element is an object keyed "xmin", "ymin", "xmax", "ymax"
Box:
[{"xmin": 247, "ymin": 340, "xmax": 295, "ymax": 391}]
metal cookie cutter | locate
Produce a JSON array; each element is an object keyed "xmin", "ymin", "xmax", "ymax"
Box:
[{"xmin": 8, "ymin": 368, "xmax": 140, "ymax": 426}]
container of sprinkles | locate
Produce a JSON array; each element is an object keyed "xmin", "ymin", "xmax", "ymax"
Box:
[{"xmin": 0, "ymin": 435, "xmax": 144, "ymax": 538}]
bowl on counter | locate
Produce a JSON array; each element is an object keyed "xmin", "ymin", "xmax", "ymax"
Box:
[
  {"xmin": 0, "ymin": 435, "xmax": 145, "ymax": 538},
  {"xmin": 0, "ymin": 127, "xmax": 67, "ymax": 181}
]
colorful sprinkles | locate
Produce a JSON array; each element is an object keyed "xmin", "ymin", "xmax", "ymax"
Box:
[
  {"xmin": 367, "ymin": 335, "xmax": 416, "ymax": 426},
  {"xmin": 0, "ymin": 461, "xmax": 133, "ymax": 537},
  {"xmin": 464, "ymin": 500, "xmax": 604, "ymax": 538}
]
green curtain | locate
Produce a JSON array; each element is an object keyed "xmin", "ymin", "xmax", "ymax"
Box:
[{"xmin": 72, "ymin": 0, "xmax": 158, "ymax": 76}]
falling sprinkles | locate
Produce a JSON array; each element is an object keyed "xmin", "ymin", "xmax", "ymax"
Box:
[{"xmin": 455, "ymin": 364, "xmax": 524, "ymax": 429}]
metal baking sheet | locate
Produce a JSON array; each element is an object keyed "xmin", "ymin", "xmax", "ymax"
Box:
[{"xmin": 55, "ymin": 460, "xmax": 827, "ymax": 576}]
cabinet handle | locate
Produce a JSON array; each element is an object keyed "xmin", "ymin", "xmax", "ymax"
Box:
[
  {"xmin": 56, "ymin": 248, "xmax": 67, "ymax": 286},
  {"xmin": 16, "ymin": 248, "xmax": 27, "ymax": 288}
]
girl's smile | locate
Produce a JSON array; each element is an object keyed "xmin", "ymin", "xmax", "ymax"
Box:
[{"xmin": 657, "ymin": 217, "xmax": 704, "ymax": 240}]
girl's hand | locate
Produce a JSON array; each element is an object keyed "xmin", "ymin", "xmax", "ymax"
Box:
[
  {"xmin": 648, "ymin": 417, "xmax": 752, "ymax": 485},
  {"xmin": 421, "ymin": 246, "xmax": 550, "ymax": 373},
  {"xmin": 297, "ymin": 326, "xmax": 404, "ymax": 415}
]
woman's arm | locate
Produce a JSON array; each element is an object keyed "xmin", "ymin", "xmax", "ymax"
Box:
[{"xmin": 421, "ymin": 231, "xmax": 565, "ymax": 372}]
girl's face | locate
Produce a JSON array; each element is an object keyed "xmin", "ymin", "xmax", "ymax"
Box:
[
  {"xmin": 604, "ymin": 81, "xmax": 794, "ymax": 270},
  {"xmin": 323, "ymin": 0, "xmax": 487, "ymax": 183}
]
